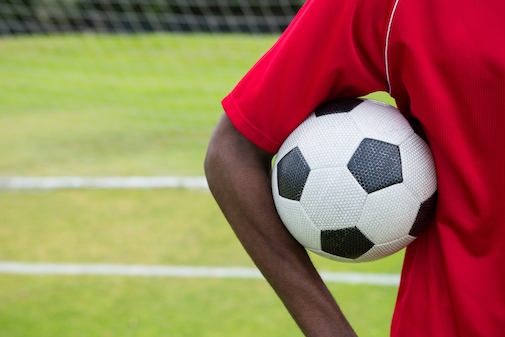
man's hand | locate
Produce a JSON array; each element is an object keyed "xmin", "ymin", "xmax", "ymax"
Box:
[{"xmin": 204, "ymin": 114, "xmax": 357, "ymax": 336}]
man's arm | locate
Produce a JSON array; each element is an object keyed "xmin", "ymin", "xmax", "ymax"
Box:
[{"xmin": 204, "ymin": 114, "xmax": 357, "ymax": 337}]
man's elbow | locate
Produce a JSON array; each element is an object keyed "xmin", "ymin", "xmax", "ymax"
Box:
[
  {"xmin": 203, "ymin": 134, "xmax": 223, "ymax": 192},
  {"xmin": 204, "ymin": 113, "xmax": 274, "ymax": 190},
  {"xmin": 204, "ymin": 115, "xmax": 236, "ymax": 191}
]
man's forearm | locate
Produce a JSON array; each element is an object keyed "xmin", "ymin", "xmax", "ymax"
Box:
[{"xmin": 204, "ymin": 114, "xmax": 357, "ymax": 336}]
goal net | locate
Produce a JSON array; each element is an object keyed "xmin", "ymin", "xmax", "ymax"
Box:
[{"xmin": 1, "ymin": 0, "xmax": 302, "ymax": 34}]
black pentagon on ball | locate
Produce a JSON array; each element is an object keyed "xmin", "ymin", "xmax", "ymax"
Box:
[
  {"xmin": 409, "ymin": 191, "xmax": 438, "ymax": 236},
  {"xmin": 321, "ymin": 226, "xmax": 375, "ymax": 259},
  {"xmin": 347, "ymin": 138, "xmax": 403, "ymax": 194},
  {"xmin": 315, "ymin": 98, "xmax": 364, "ymax": 117},
  {"xmin": 277, "ymin": 147, "xmax": 311, "ymax": 201}
]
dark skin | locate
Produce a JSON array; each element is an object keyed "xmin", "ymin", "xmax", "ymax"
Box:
[{"xmin": 204, "ymin": 114, "xmax": 357, "ymax": 337}]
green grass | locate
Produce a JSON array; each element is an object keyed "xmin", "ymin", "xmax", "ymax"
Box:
[
  {"xmin": 0, "ymin": 189, "xmax": 246, "ymax": 265},
  {"xmin": 0, "ymin": 189, "xmax": 400, "ymax": 337},
  {"xmin": 0, "ymin": 33, "xmax": 399, "ymax": 336},
  {"xmin": 0, "ymin": 275, "xmax": 297, "ymax": 337},
  {"xmin": 0, "ymin": 33, "xmax": 278, "ymax": 176},
  {"xmin": 0, "ymin": 275, "xmax": 397, "ymax": 337}
]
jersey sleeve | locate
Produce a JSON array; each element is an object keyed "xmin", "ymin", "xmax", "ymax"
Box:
[{"xmin": 222, "ymin": 0, "xmax": 393, "ymax": 153}]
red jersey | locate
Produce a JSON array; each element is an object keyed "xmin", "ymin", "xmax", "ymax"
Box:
[{"xmin": 222, "ymin": 0, "xmax": 505, "ymax": 336}]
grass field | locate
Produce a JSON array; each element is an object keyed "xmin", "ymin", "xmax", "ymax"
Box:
[
  {"xmin": 0, "ymin": 33, "xmax": 400, "ymax": 336},
  {"xmin": 0, "ymin": 189, "xmax": 401, "ymax": 337},
  {"xmin": 0, "ymin": 33, "xmax": 394, "ymax": 176},
  {"xmin": 0, "ymin": 33, "xmax": 279, "ymax": 176}
]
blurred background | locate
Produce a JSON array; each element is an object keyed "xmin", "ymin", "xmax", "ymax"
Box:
[
  {"xmin": 0, "ymin": 1, "xmax": 400, "ymax": 336},
  {"xmin": 0, "ymin": 0, "xmax": 303, "ymax": 177}
]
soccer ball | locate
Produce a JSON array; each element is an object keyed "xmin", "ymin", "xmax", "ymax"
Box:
[{"xmin": 271, "ymin": 98, "xmax": 437, "ymax": 262}]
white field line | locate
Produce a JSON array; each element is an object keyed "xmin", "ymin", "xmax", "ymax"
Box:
[
  {"xmin": 0, "ymin": 262, "xmax": 400, "ymax": 286},
  {"xmin": 0, "ymin": 176, "xmax": 209, "ymax": 190}
]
